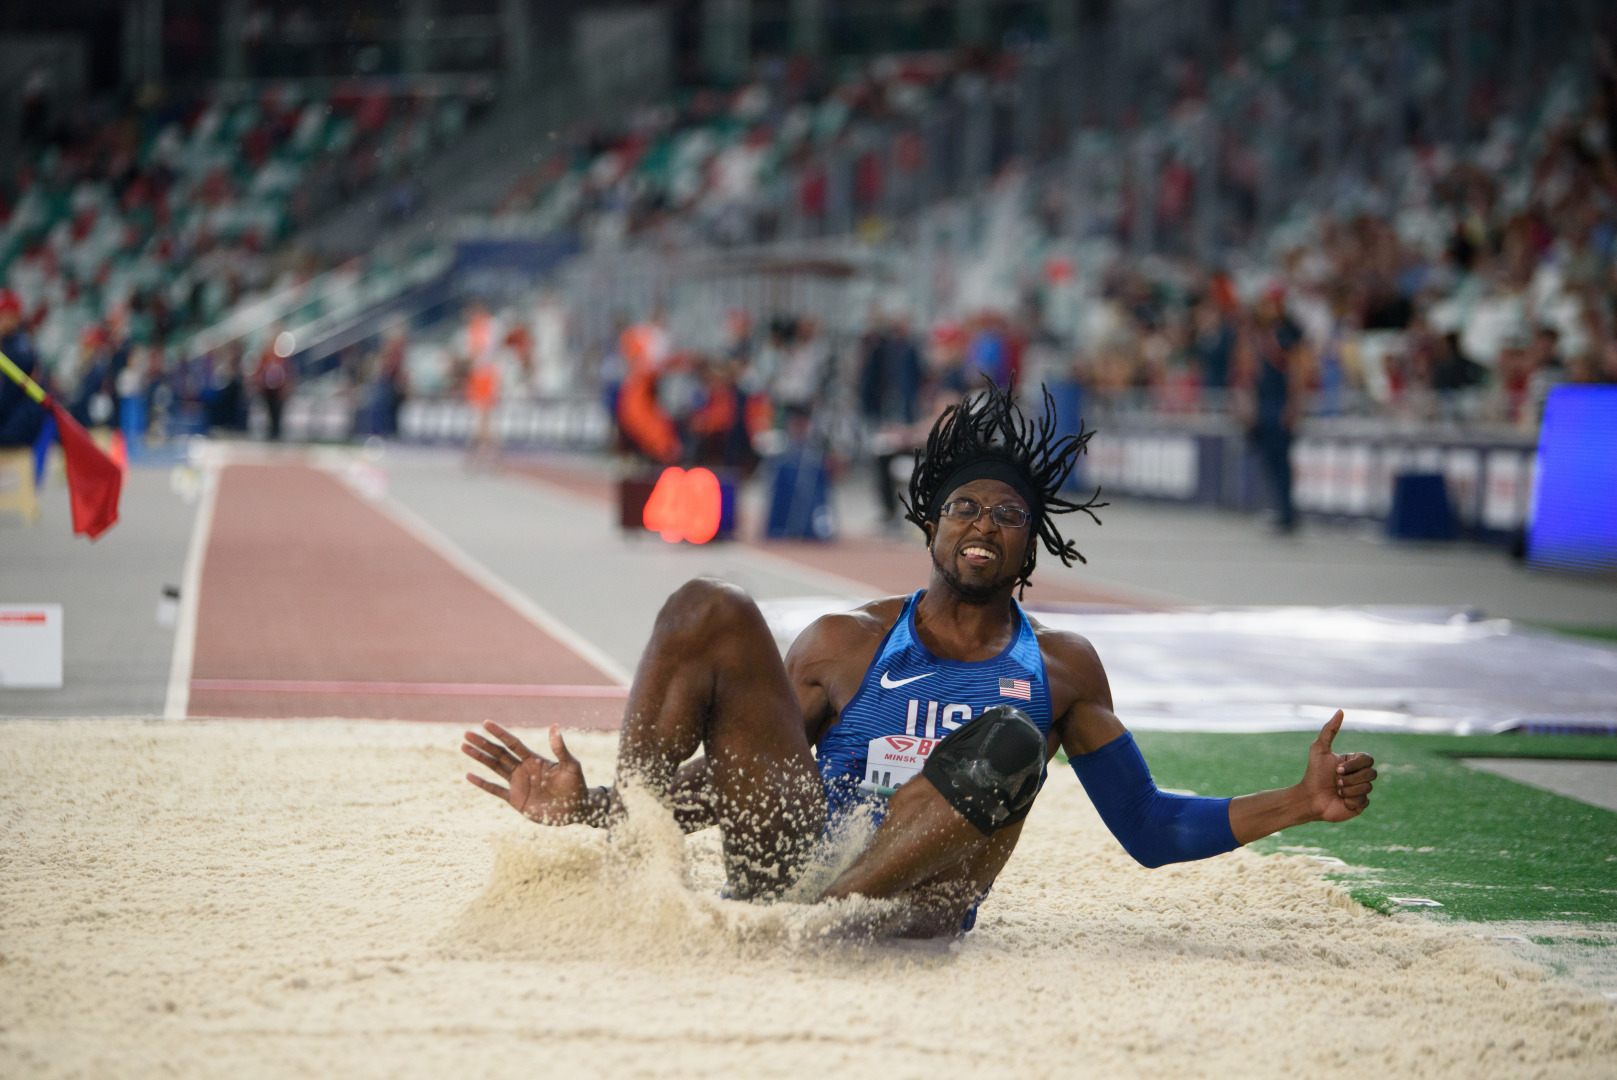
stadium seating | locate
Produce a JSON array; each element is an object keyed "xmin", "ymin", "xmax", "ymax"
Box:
[{"xmin": 0, "ymin": 77, "xmax": 493, "ymax": 380}]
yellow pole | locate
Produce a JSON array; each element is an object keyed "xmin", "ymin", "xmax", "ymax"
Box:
[{"xmin": 0, "ymin": 349, "xmax": 47, "ymax": 405}]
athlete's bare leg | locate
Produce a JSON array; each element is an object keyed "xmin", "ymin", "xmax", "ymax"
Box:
[
  {"xmin": 821, "ymin": 776, "xmax": 1024, "ymax": 936},
  {"xmin": 616, "ymin": 577, "xmax": 827, "ymax": 899}
]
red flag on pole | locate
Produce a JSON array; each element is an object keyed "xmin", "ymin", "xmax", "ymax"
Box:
[
  {"xmin": 1, "ymin": 345, "xmax": 122, "ymax": 539},
  {"xmin": 47, "ymin": 399, "xmax": 122, "ymax": 540}
]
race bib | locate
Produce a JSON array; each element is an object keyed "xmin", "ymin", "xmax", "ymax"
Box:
[{"xmin": 860, "ymin": 734, "xmax": 943, "ymax": 795}]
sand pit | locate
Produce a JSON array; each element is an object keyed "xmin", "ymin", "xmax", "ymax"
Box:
[{"xmin": 2, "ymin": 720, "xmax": 1613, "ymax": 1078}]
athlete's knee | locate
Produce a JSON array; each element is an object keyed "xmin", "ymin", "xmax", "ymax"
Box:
[
  {"xmin": 656, "ymin": 576, "xmax": 761, "ymax": 640},
  {"xmin": 920, "ymin": 705, "xmax": 1046, "ymax": 835}
]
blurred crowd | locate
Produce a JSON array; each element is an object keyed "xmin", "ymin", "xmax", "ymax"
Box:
[
  {"xmin": 495, "ymin": 50, "xmax": 994, "ymax": 248},
  {"xmin": 8, "ymin": 23, "xmax": 1617, "ymax": 462},
  {"xmin": 0, "ymin": 75, "xmax": 492, "ymax": 440},
  {"xmin": 1061, "ymin": 63, "xmax": 1617, "ymax": 425}
]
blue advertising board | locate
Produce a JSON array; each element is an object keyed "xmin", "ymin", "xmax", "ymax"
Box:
[{"xmin": 1527, "ymin": 386, "xmax": 1617, "ymax": 573}]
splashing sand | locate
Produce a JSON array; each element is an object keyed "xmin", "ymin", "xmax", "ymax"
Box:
[{"xmin": 1, "ymin": 720, "xmax": 1612, "ymax": 1077}]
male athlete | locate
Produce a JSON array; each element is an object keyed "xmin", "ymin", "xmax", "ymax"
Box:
[{"xmin": 463, "ymin": 385, "xmax": 1376, "ymax": 936}]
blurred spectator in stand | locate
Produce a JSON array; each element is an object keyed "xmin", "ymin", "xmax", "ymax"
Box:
[
  {"xmin": 1495, "ymin": 333, "xmax": 1532, "ymax": 423},
  {"xmin": 253, "ymin": 331, "xmax": 295, "ymax": 441},
  {"xmin": 1524, "ymin": 325, "xmax": 1568, "ymax": 423},
  {"xmin": 1239, "ymin": 286, "xmax": 1303, "ymax": 534},
  {"xmin": 0, "ymin": 292, "xmax": 48, "ymax": 447},
  {"xmin": 1599, "ymin": 340, "xmax": 1617, "ymax": 384},
  {"xmin": 1431, "ymin": 331, "xmax": 1485, "ymax": 392},
  {"xmin": 1190, "ymin": 296, "xmax": 1235, "ymax": 407}
]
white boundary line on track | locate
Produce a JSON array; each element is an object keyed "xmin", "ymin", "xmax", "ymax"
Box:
[
  {"xmin": 190, "ymin": 678, "xmax": 629, "ymax": 698},
  {"xmin": 163, "ymin": 464, "xmax": 220, "ymax": 719},
  {"xmin": 370, "ymin": 493, "xmax": 635, "ymax": 686}
]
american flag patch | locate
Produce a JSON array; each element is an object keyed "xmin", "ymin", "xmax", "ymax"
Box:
[{"xmin": 999, "ymin": 678, "xmax": 1032, "ymax": 700}]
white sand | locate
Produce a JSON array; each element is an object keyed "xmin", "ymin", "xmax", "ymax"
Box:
[{"xmin": 2, "ymin": 720, "xmax": 1612, "ymax": 1078}]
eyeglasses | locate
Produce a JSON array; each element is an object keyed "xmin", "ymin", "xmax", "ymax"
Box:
[{"xmin": 940, "ymin": 498, "xmax": 1031, "ymax": 529}]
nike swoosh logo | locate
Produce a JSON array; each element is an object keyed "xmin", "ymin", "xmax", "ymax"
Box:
[{"xmin": 880, "ymin": 671, "xmax": 935, "ymax": 689}]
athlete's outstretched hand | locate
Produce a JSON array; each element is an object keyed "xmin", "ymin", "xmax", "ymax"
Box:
[
  {"xmin": 462, "ymin": 722, "xmax": 594, "ymax": 825},
  {"xmin": 1300, "ymin": 711, "xmax": 1376, "ymax": 822}
]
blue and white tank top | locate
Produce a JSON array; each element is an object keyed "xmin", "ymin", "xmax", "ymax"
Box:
[{"xmin": 817, "ymin": 590, "xmax": 1054, "ymax": 813}]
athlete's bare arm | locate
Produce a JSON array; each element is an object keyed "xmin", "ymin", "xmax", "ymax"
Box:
[
  {"xmin": 784, "ymin": 598, "xmax": 905, "ymax": 745},
  {"xmin": 1036, "ymin": 624, "xmax": 1376, "ymax": 844}
]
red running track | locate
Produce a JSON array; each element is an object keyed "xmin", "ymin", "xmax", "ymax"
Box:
[{"xmin": 188, "ymin": 465, "xmax": 624, "ymax": 727}]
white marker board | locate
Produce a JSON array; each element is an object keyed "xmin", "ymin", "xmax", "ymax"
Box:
[{"xmin": 0, "ymin": 604, "xmax": 63, "ymax": 688}]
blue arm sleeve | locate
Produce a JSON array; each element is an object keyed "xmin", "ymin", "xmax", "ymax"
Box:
[{"xmin": 1069, "ymin": 732, "xmax": 1239, "ymax": 869}]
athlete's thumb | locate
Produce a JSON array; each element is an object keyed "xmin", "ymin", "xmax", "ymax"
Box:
[
  {"xmin": 1315, "ymin": 710, "xmax": 1345, "ymax": 751},
  {"xmin": 549, "ymin": 724, "xmax": 578, "ymax": 767}
]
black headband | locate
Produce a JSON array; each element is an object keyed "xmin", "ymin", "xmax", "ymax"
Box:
[{"xmin": 929, "ymin": 457, "xmax": 1041, "ymax": 521}]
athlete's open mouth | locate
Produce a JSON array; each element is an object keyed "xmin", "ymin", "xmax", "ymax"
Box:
[{"xmin": 960, "ymin": 543, "xmax": 998, "ymax": 564}]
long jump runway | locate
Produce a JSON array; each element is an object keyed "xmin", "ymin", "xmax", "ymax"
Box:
[{"xmin": 184, "ymin": 464, "xmax": 626, "ymax": 726}]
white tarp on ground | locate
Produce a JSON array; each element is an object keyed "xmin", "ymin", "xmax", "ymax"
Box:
[{"xmin": 755, "ymin": 600, "xmax": 1617, "ymax": 736}]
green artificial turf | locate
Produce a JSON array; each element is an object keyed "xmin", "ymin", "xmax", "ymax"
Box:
[
  {"xmin": 1522, "ymin": 622, "xmax": 1617, "ymax": 645},
  {"xmin": 1127, "ymin": 730, "xmax": 1617, "ymax": 924}
]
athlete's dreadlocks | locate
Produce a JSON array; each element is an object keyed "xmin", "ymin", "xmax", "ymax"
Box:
[{"xmin": 902, "ymin": 382, "xmax": 1105, "ymax": 597}]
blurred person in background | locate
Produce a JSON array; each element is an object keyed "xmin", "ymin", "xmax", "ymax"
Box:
[
  {"xmin": 860, "ymin": 307, "xmax": 925, "ymax": 531},
  {"xmin": 374, "ymin": 329, "xmax": 409, "ymax": 437},
  {"xmin": 964, "ymin": 313, "xmax": 1010, "ymax": 389},
  {"xmin": 1523, "ymin": 325, "xmax": 1568, "ymax": 421},
  {"xmin": 466, "ymin": 351, "xmax": 502, "ymax": 462},
  {"xmin": 748, "ymin": 315, "xmax": 794, "ymax": 401},
  {"xmin": 1189, "ymin": 296, "xmax": 1235, "ymax": 407},
  {"xmin": 460, "ymin": 300, "xmax": 506, "ymax": 460},
  {"xmin": 253, "ymin": 330, "xmax": 295, "ymax": 442},
  {"xmin": 686, "ymin": 355, "xmax": 754, "ymax": 471},
  {"xmin": 1495, "ymin": 332, "xmax": 1532, "ymax": 423},
  {"xmin": 615, "ymin": 315, "xmax": 680, "ymax": 466},
  {"xmin": 1239, "ymin": 286, "xmax": 1304, "ymax": 535},
  {"xmin": 115, "ymin": 346, "xmax": 148, "ymax": 448},
  {"xmin": 0, "ymin": 291, "xmax": 47, "ymax": 448},
  {"xmin": 721, "ymin": 309, "xmax": 752, "ymax": 366},
  {"xmin": 1431, "ymin": 330, "xmax": 1484, "ymax": 391},
  {"xmin": 207, "ymin": 344, "xmax": 248, "ymax": 433},
  {"xmin": 599, "ymin": 314, "xmax": 631, "ymax": 428},
  {"xmin": 928, "ymin": 321, "xmax": 969, "ymax": 396},
  {"xmin": 69, "ymin": 325, "xmax": 117, "ymax": 429},
  {"xmin": 773, "ymin": 316, "xmax": 829, "ymax": 414}
]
